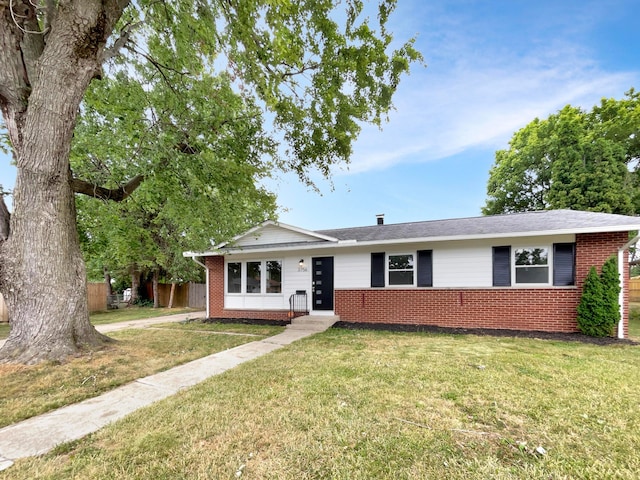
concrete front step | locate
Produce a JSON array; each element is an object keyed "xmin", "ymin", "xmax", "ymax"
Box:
[{"xmin": 287, "ymin": 315, "xmax": 339, "ymax": 331}]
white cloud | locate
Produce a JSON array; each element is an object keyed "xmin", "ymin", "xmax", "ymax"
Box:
[{"xmin": 341, "ymin": 3, "xmax": 639, "ymax": 175}]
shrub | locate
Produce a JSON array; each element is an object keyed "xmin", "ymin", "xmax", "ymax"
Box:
[
  {"xmin": 577, "ymin": 260, "xmax": 619, "ymax": 337},
  {"xmin": 600, "ymin": 256, "xmax": 621, "ymax": 330}
]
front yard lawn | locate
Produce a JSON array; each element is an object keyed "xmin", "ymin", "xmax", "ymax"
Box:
[
  {"xmin": 7, "ymin": 327, "xmax": 639, "ymax": 479},
  {"xmin": 0, "ymin": 323, "xmax": 282, "ymax": 428},
  {"xmin": 0, "ymin": 307, "xmax": 204, "ymax": 340}
]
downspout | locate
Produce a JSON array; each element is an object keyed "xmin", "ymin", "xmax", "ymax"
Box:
[
  {"xmin": 618, "ymin": 233, "xmax": 640, "ymax": 339},
  {"xmin": 188, "ymin": 254, "xmax": 209, "ymax": 319}
]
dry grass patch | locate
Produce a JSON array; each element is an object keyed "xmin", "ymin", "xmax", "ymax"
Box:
[
  {"xmin": 0, "ymin": 307, "xmax": 204, "ymax": 341},
  {"xmin": 7, "ymin": 328, "xmax": 640, "ymax": 479},
  {"xmin": 0, "ymin": 323, "xmax": 282, "ymax": 428}
]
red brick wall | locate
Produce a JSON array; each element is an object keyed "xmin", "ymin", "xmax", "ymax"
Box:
[
  {"xmin": 335, "ymin": 288, "xmax": 580, "ymax": 332},
  {"xmin": 575, "ymin": 231, "xmax": 629, "ymax": 337},
  {"xmin": 206, "ymin": 256, "xmax": 225, "ymax": 317},
  {"xmin": 205, "ymin": 231, "xmax": 631, "ymax": 335}
]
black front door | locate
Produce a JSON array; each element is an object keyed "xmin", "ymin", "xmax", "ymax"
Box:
[{"xmin": 312, "ymin": 257, "xmax": 334, "ymax": 311}]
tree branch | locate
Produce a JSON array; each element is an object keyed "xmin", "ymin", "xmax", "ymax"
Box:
[
  {"xmin": 71, "ymin": 174, "xmax": 145, "ymax": 202},
  {"xmin": 102, "ymin": 20, "xmax": 142, "ymax": 62}
]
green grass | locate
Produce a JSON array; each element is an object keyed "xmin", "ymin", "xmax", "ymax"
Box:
[
  {"xmin": 152, "ymin": 320, "xmax": 285, "ymax": 337},
  {"xmin": 89, "ymin": 307, "xmax": 202, "ymax": 325},
  {"xmin": 628, "ymin": 302, "xmax": 640, "ymax": 339},
  {"xmin": 0, "ymin": 323, "xmax": 283, "ymax": 428},
  {"xmin": 6, "ymin": 328, "xmax": 639, "ymax": 479},
  {"xmin": 0, "ymin": 322, "xmax": 9, "ymax": 339}
]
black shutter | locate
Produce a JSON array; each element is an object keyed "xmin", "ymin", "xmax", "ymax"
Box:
[
  {"xmin": 371, "ymin": 252, "xmax": 385, "ymax": 287},
  {"xmin": 417, "ymin": 250, "xmax": 433, "ymax": 287},
  {"xmin": 553, "ymin": 243, "xmax": 576, "ymax": 286},
  {"xmin": 492, "ymin": 246, "xmax": 511, "ymax": 287}
]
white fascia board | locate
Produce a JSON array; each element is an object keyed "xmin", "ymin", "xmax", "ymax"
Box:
[
  {"xmin": 215, "ymin": 220, "xmax": 339, "ymax": 249},
  {"xmin": 214, "ymin": 220, "xmax": 272, "ymax": 249},
  {"xmin": 269, "ymin": 221, "xmax": 340, "ymax": 242}
]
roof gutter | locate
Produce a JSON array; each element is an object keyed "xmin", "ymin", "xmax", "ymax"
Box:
[
  {"xmin": 184, "ymin": 253, "xmax": 209, "ymax": 318},
  {"xmin": 618, "ymin": 233, "xmax": 640, "ymax": 338}
]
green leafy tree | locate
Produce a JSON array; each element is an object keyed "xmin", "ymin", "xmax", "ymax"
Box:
[
  {"xmin": 0, "ymin": 0, "xmax": 422, "ymax": 364},
  {"xmin": 74, "ymin": 71, "xmax": 278, "ymax": 305},
  {"xmin": 483, "ymin": 90, "xmax": 639, "ymax": 215}
]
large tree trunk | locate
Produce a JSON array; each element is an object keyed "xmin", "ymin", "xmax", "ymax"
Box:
[
  {"xmin": 0, "ymin": 168, "xmax": 111, "ymax": 364},
  {"xmin": 0, "ymin": 1, "xmax": 128, "ymax": 364},
  {"xmin": 130, "ymin": 268, "xmax": 140, "ymax": 305}
]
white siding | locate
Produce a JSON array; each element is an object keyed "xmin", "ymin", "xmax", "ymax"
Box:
[
  {"xmin": 235, "ymin": 224, "xmax": 323, "ymax": 247},
  {"xmin": 221, "ymin": 233, "xmax": 578, "ymax": 309},
  {"xmin": 432, "ymin": 241, "xmax": 494, "ymax": 287},
  {"xmin": 334, "ymin": 252, "xmax": 370, "ymax": 288}
]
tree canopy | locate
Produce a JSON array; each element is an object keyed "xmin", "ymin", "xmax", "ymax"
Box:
[
  {"xmin": 0, "ymin": 0, "xmax": 422, "ymax": 364},
  {"xmin": 483, "ymin": 89, "xmax": 640, "ymax": 215},
  {"xmin": 73, "ymin": 66, "xmax": 278, "ymax": 294}
]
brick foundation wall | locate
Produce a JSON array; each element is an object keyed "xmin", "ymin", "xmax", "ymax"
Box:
[
  {"xmin": 205, "ymin": 231, "xmax": 631, "ymax": 336},
  {"xmin": 334, "ymin": 288, "xmax": 580, "ymax": 332}
]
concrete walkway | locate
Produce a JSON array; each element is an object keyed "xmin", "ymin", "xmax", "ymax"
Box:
[{"xmin": 0, "ymin": 314, "xmax": 337, "ymax": 471}]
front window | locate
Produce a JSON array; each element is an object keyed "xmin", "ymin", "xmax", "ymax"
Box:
[
  {"xmin": 389, "ymin": 254, "xmax": 414, "ymax": 285},
  {"xmin": 266, "ymin": 260, "xmax": 282, "ymax": 293},
  {"xmin": 227, "ymin": 259, "xmax": 283, "ymax": 294},
  {"xmin": 246, "ymin": 261, "xmax": 262, "ymax": 293},
  {"xmin": 515, "ymin": 247, "xmax": 549, "ymax": 284},
  {"xmin": 227, "ymin": 262, "xmax": 241, "ymax": 293}
]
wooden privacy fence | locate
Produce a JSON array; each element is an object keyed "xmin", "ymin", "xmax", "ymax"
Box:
[
  {"xmin": 87, "ymin": 283, "xmax": 109, "ymax": 312},
  {"xmin": 148, "ymin": 282, "xmax": 206, "ymax": 309},
  {"xmin": 630, "ymin": 277, "xmax": 640, "ymax": 303}
]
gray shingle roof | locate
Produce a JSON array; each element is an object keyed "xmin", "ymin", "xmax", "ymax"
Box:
[{"xmin": 315, "ymin": 210, "xmax": 640, "ymax": 242}]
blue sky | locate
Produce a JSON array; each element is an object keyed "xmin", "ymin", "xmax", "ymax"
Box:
[{"xmin": 1, "ymin": 0, "xmax": 639, "ymax": 231}]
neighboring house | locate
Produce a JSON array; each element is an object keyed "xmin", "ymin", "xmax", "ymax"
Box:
[{"xmin": 184, "ymin": 210, "xmax": 640, "ymax": 338}]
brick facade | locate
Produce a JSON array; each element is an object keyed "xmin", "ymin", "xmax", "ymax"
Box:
[{"xmin": 206, "ymin": 231, "xmax": 631, "ymax": 336}]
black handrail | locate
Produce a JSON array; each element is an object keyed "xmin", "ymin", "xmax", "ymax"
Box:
[{"xmin": 288, "ymin": 290, "xmax": 308, "ymax": 319}]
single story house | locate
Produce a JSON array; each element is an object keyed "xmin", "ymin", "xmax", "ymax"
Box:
[{"xmin": 184, "ymin": 209, "xmax": 640, "ymax": 338}]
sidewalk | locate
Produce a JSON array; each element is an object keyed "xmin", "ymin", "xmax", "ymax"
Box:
[{"xmin": 0, "ymin": 314, "xmax": 337, "ymax": 471}]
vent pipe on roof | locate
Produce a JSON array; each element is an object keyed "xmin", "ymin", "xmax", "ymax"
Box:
[{"xmin": 376, "ymin": 214, "xmax": 384, "ymax": 225}]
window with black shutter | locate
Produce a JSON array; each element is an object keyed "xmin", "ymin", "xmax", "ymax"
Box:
[
  {"xmin": 417, "ymin": 250, "xmax": 433, "ymax": 287},
  {"xmin": 553, "ymin": 243, "xmax": 576, "ymax": 286},
  {"xmin": 493, "ymin": 246, "xmax": 511, "ymax": 286},
  {"xmin": 371, "ymin": 252, "xmax": 385, "ymax": 287}
]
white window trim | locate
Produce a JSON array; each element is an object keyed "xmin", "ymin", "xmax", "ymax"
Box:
[
  {"xmin": 387, "ymin": 252, "xmax": 416, "ymax": 287},
  {"xmin": 225, "ymin": 259, "xmax": 283, "ymax": 295},
  {"xmin": 512, "ymin": 246, "xmax": 552, "ymax": 286}
]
